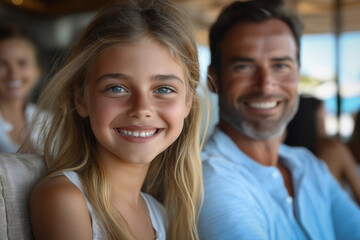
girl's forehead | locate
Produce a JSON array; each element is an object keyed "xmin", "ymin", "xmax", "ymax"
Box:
[
  {"xmin": 93, "ymin": 40, "xmax": 183, "ymax": 68},
  {"xmin": 85, "ymin": 40, "xmax": 187, "ymax": 83}
]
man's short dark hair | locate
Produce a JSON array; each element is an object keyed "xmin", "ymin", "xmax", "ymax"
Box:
[{"xmin": 209, "ymin": 0, "xmax": 303, "ymax": 73}]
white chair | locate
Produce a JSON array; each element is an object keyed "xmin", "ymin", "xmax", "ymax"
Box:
[{"xmin": 0, "ymin": 153, "xmax": 45, "ymax": 240}]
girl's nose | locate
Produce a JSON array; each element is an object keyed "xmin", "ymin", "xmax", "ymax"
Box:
[{"xmin": 128, "ymin": 92, "xmax": 152, "ymax": 119}]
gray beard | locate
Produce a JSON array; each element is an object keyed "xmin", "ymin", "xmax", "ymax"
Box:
[{"xmin": 220, "ymin": 97, "xmax": 299, "ymax": 140}]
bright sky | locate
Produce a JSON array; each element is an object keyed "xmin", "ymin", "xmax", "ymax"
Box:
[
  {"xmin": 301, "ymin": 32, "xmax": 360, "ymax": 89},
  {"xmin": 300, "ymin": 32, "xmax": 360, "ymax": 115}
]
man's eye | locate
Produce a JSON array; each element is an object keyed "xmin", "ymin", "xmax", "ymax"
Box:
[
  {"xmin": 154, "ymin": 87, "xmax": 175, "ymax": 94},
  {"xmin": 107, "ymin": 86, "xmax": 126, "ymax": 93},
  {"xmin": 274, "ymin": 63, "xmax": 289, "ymax": 69},
  {"xmin": 234, "ymin": 64, "xmax": 250, "ymax": 70},
  {"xmin": 233, "ymin": 64, "xmax": 254, "ymax": 72}
]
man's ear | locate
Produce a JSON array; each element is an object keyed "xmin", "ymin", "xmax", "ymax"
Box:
[
  {"xmin": 74, "ymin": 86, "xmax": 89, "ymax": 117},
  {"xmin": 207, "ymin": 66, "xmax": 219, "ymax": 93}
]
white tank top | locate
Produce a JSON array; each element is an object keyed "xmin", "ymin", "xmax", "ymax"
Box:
[{"xmin": 63, "ymin": 171, "xmax": 167, "ymax": 239}]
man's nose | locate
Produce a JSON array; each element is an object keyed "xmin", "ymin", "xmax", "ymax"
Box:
[{"xmin": 255, "ymin": 67, "xmax": 277, "ymax": 93}]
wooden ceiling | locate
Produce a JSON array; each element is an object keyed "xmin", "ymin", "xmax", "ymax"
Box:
[{"xmin": 1, "ymin": 0, "xmax": 360, "ymax": 45}]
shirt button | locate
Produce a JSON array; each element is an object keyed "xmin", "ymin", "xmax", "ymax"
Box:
[
  {"xmin": 286, "ymin": 196, "xmax": 293, "ymax": 204},
  {"xmin": 272, "ymin": 171, "xmax": 280, "ymax": 178}
]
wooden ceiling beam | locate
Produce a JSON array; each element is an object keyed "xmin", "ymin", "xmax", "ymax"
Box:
[
  {"xmin": 1, "ymin": 0, "xmax": 360, "ymax": 43},
  {"xmin": 0, "ymin": 0, "xmax": 109, "ymax": 16}
]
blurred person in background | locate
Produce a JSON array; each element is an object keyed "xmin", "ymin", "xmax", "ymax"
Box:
[
  {"xmin": 285, "ymin": 95, "xmax": 360, "ymax": 205},
  {"xmin": 348, "ymin": 110, "xmax": 360, "ymax": 175},
  {"xmin": 0, "ymin": 25, "xmax": 41, "ymax": 152}
]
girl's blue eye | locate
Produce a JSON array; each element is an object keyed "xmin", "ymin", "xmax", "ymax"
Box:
[
  {"xmin": 155, "ymin": 87, "xmax": 174, "ymax": 94},
  {"xmin": 108, "ymin": 86, "xmax": 126, "ymax": 93}
]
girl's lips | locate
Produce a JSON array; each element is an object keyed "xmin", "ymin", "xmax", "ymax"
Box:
[{"xmin": 116, "ymin": 128, "xmax": 158, "ymax": 138}]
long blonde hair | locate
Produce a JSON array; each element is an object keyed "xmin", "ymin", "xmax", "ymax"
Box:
[{"xmin": 28, "ymin": 0, "xmax": 207, "ymax": 239}]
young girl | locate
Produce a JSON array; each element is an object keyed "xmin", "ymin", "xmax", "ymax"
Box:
[
  {"xmin": 0, "ymin": 26, "xmax": 41, "ymax": 152},
  {"xmin": 28, "ymin": 0, "xmax": 206, "ymax": 239}
]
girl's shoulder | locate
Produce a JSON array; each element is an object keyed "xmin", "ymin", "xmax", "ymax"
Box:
[
  {"xmin": 31, "ymin": 175, "xmax": 83, "ymax": 202},
  {"xmin": 30, "ymin": 175, "xmax": 93, "ymax": 239},
  {"xmin": 30, "ymin": 175, "xmax": 88, "ymax": 219}
]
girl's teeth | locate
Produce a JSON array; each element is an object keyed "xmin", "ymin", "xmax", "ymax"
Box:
[{"xmin": 118, "ymin": 129, "xmax": 157, "ymax": 137}]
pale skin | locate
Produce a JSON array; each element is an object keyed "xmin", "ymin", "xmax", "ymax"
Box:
[
  {"xmin": 30, "ymin": 39, "xmax": 192, "ymax": 240},
  {"xmin": 0, "ymin": 38, "xmax": 40, "ymax": 146},
  {"xmin": 209, "ymin": 19, "xmax": 299, "ymax": 197}
]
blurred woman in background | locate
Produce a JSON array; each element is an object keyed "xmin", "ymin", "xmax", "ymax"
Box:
[
  {"xmin": 285, "ymin": 95, "xmax": 360, "ymax": 205},
  {"xmin": 0, "ymin": 25, "xmax": 41, "ymax": 152}
]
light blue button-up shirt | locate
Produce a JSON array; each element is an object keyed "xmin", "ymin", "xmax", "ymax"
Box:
[{"xmin": 198, "ymin": 128, "xmax": 360, "ymax": 240}]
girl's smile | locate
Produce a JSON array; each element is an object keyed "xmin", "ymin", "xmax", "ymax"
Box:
[
  {"xmin": 115, "ymin": 126, "xmax": 163, "ymax": 143},
  {"xmin": 117, "ymin": 127, "xmax": 158, "ymax": 138}
]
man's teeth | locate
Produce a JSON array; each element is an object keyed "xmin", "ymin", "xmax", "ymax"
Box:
[
  {"xmin": 118, "ymin": 129, "xmax": 157, "ymax": 137},
  {"xmin": 249, "ymin": 101, "xmax": 277, "ymax": 109}
]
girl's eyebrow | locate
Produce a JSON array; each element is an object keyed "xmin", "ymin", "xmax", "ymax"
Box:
[
  {"xmin": 153, "ymin": 74, "xmax": 184, "ymax": 85},
  {"xmin": 95, "ymin": 73, "xmax": 127, "ymax": 82},
  {"xmin": 95, "ymin": 73, "xmax": 184, "ymax": 84}
]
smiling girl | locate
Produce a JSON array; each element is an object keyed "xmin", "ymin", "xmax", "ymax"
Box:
[{"xmin": 28, "ymin": 0, "xmax": 206, "ymax": 239}]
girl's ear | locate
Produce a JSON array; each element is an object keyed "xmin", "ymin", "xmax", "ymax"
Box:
[{"xmin": 74, "ymin": 85, "xmax": 89, "ymax": 117}]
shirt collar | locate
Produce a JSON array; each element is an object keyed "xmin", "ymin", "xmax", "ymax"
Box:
[{"xmin": 209, "ymin": 127, "xmax": 305, "ymax": 183}]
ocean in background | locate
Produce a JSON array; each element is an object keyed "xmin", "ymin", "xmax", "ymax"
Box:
[{"xmin": 325, "ymin": 95, "xmax": 360, "ymax": 114}]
